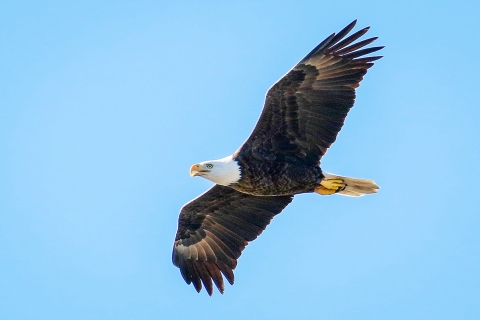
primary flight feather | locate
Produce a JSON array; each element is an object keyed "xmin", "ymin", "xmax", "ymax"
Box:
[{"xmin": 172, "ymin": 20, "xmax": 383, "ymax": 295}]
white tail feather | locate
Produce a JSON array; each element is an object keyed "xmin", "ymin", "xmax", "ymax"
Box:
[{"xmin": 323, "ymin": 172, "xmax": 379, "ymax": 197}]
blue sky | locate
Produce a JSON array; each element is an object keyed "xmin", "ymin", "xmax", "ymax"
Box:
[{"xmin": 1, "ymin": 1, "xmax": 479, "ymax": 319}]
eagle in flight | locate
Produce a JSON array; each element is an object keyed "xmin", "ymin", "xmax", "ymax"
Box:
[{"xmin": 172, "ymin": 20, "xmax": 383, "ymax": 295}]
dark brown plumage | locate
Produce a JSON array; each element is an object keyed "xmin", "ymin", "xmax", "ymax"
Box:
[
  {"xmin": 172, "ymin": 20, "xmax": 382, "ymax": 295},
  {"xmin": 173, "ymin": 185, "xmax": 293, "ymax": 295},
  {"xmin": 231, "ymin": 20, "xmax": 382, "ymax": 196}
]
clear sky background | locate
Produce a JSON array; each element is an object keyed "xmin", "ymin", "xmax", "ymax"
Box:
[{"xmin": 1, "ymin": 1, "xmax": 479, "ymax": 319}]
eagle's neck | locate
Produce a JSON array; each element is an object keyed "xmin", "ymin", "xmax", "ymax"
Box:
[{"xmin": 206, "ymin": 155, "xmax": 242, "ymax": 186}]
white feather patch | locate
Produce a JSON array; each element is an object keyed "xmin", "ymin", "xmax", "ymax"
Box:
[{"xmin": 199, "ymin": 155, "xmax": 242, "ymax": 186}]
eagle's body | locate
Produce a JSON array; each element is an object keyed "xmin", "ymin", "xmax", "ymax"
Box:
[
  {"xmin": 232, "ymin": 151, "xmax": 323, "ymax": 196},
  {"xmin": 172, "ymin": 20, "xmax": 383, "ymax": 295}
]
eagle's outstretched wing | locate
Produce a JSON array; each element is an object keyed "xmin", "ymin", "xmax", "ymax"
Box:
[
  {"xmin": 172, "ymin": 185, "xmax": 293, "ymax": 295},
  {"xmin": 238, "ymin": 20, "xmax": 383, "ymax": 166}
]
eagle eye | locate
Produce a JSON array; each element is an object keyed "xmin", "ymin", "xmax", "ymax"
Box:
[{"xmin": 206, "ymin": 164, "xmax": 213, "ymax": 169}]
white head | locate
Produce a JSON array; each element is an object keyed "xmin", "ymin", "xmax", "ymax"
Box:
[{"xmin": 189, "ymin": 155, "xmax": 241, "ymax": 186}]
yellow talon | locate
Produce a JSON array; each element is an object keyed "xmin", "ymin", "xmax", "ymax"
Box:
[
  {"xmin": 320, "ymin": 179, "xmax": 345, "ymax": 190},
  {"xmin": 314, "ymin": 186, "xmax": 337, "ymax": 195},
  {"xmin": 314, "ymin": 179, "xmax": 346, "ymax": 196}
]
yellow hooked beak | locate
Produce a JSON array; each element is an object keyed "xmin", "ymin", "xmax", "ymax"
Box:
[{"xmin": 190, "ymin": 164, "xmax": 208, "ymax": 177}]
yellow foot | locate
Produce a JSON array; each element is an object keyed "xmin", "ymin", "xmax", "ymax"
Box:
[
  {"xmin": 314, "ymin": 179, "xmax": 346, "ymax": 196},
  {"xmin": 321, "ymin": 178, "xmax": 345, "ymax": 190},
  {"xmin": 314, "ymin": 186, "xmax": 337, "ymax": 195}
]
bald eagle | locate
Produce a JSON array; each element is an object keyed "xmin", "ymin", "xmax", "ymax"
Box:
[{"xmin": 172, "ymin": 20, "xmax": 382, "ymax": 295}]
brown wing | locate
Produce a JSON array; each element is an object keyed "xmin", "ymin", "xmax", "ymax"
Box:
[
  {"xmin": 172, "ymin": 185, "xmax": 293, "ymax": 295},
  {"xmin": 238, "ymin": 20, "xmax": 383, "ymax": 166}
]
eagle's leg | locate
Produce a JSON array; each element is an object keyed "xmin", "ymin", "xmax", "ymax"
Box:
[{"xmin": 314, "ymin": 179, "xmax": 346, "ymax": 195}]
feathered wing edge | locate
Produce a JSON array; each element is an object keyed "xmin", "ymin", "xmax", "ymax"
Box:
[
  {"xmin": 172, "ymin": 185, "xmax": 293, "ymax": 295},
  {"xmin": 301, "ymin": 19, "xmax": 383, "ymax": 65}
]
